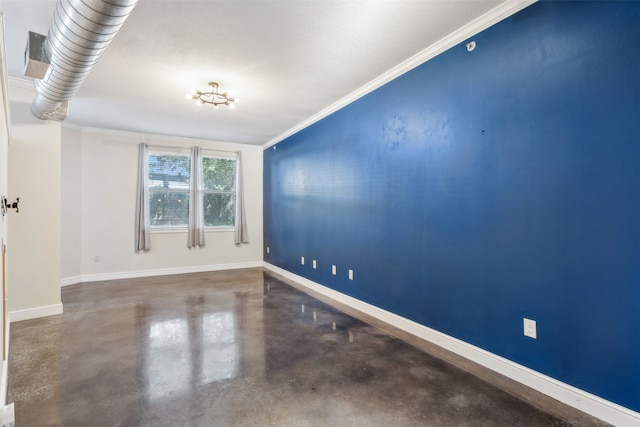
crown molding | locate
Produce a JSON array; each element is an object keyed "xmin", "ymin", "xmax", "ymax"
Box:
[
  {"xmin": 8, "ymin": 77, "xmax": 251, "ymax": 151},
  {"xmin": 263, "ymin": 0, "xmax": 538, "ymax": 149},
  {"xmin": 0, "ymin": 16, "xmax": 12, "ymax": 142},
  {"xmin": 7, "ymin": 76, "xmax": 34, "ymax": 90},
  {"xmin": 65, "ymin": 124, "xmax": 262, "ymax": 151}
]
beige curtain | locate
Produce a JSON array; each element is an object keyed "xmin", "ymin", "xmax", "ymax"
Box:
[
  {"xmin": 135, "ymin": 143, "xmax": 150, "ymax": 251},
  {"xmin": 187, "ymin": 146, "xmax": 205, "ymax": 247},
  {"xmin": 235, "ymin": 151, "xmax": 249, "ymax": 244}
]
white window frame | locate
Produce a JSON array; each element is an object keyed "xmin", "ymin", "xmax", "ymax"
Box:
[
  {"xmin": 201, "ymin": 152, "xmax": 237, "ymax": 230},
  {"xmin": 147, "ymin": 148, "xmax": 237, "ymax": 232}
]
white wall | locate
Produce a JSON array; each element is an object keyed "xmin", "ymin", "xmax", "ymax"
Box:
[
  {"xmin": 61, "ymin": 127, "xmax": 82, "ymax": 280},
  {"xmin": 61, "ymin": 127, "xmax": 263, "ymax": 283},
  {"xmin": 7, "ymin": 80, "xmax": 62, "ymax": 316}
]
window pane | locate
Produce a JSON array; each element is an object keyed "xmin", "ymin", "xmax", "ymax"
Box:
[
  {"xmin": 149, "ymin": 191, "xmax": 190, "ymax": 226},
  {"xmin": 146, "ymin": 153, "xmax": 238, "ymax": 229},
  {"xmin": 203, "ymin": 158, "xmax": 236, "ymax": 192},
  {"xmin": 148, "ymin": 153, "xmax": 190, "ymax": 228},
  {"xmin": 203, "ymin": 193, "xmax": 235, "ymax": 227},
  {"xmin": 148, "ymin": 155, "xmax": 190, "ymax": 191}
]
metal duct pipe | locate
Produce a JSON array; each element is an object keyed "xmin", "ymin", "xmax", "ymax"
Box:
[{"xmin": 31, "ymin": 0, "xmax": 139, "ymax": 121}]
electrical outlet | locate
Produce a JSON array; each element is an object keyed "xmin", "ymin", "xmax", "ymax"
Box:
[
  {"xmin": 348, "ymin": 269, "xmax": 354, "ymax": 280},
  {"xmin": 313, "ymin": 260, "xmax": 317, "ymax": 269},
  {"xmin": 301, "ymin": 256, "xmax": 305, "ymax": 265},
  {"xmin": 332, "ymin": 265, "xmax": 336, "ymax": 275},
  {"xmin": 266, "ymin": 246, "xmax": 270, "ymax": 254},
  {"xmin": 524, "ymin": 318, "xmax": 537, "ymax": 339}
]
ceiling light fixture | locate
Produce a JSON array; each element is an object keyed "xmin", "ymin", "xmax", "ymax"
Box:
[{"xmin": 187, "ymin": 82, "xmax": 238, "ymax": 109}]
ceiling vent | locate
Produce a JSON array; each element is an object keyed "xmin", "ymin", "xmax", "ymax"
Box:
[{"xmin": 24, "ymin": 31, "xmax": 50, "ymax": 80}]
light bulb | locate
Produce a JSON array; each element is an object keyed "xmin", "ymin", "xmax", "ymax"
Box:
[{"xmin": 229, "ymin": 103, "xmax": 235, "ymax": 109}]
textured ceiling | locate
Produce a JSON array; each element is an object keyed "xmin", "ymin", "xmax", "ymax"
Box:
[{"xmin": 0, "ymin": 0, "xmax": 517, "ymax": 145}]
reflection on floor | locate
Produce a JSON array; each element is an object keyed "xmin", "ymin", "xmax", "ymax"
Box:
[{"xmin": 8, "ymin": 268, "xmax": 608, "ymax": 426}]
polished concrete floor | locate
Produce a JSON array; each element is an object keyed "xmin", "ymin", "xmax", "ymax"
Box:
[{"xmin": 8, "ymin": 268, "xmax": 608, "ymax": 427}]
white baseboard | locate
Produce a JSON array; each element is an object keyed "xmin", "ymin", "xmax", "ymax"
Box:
[
  {"xmin": 8, "ymin": 303, "xmax": 63, "ymax": 323},
  {"xmin": 0, "ymin": 359, "xmax": 6, "ymax": 407},
  {"xmin": 61, "ymin": 261, "xmax": 264, "ymax": 286},
  {"xmin": 61, "ymin": 276, "xmax": 82, "ymax": 287},
  {"xmin": 0, "ymin": 318, "xmax": 8, "ymax": 405},
  {"xmin": 264, "ymin": 262, "xmax": 640, "ymax": 427},
  {"xmin": 1, "ymin": 321, "xmax": 13, "ymax": 426}
]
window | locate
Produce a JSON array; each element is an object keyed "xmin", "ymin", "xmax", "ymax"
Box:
[
  {"xmin": 148, "ymin": 153, "xmax": 191, "ymax": 227},
  {"xmin": 202, "ymin": 157, "xmax": 237, "ymax": 227},
  {"xmin": 148, "ymin": 151, "xmax": 237, "ymax": 229}
]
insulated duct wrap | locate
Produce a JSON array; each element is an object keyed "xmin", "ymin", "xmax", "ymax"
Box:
[{"xmin": 31, "ymin": 0, "xmax": 139, "ymax": 121}]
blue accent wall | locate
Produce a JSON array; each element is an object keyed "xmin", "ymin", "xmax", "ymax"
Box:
[{"xmin": 264, "ymin": 1, "xmax": 640, "ymax": 411}]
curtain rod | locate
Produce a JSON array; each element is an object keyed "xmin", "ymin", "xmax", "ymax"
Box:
[{"xmin": 145, "ymin": 144, "xmax": 239, "ymax": 156}]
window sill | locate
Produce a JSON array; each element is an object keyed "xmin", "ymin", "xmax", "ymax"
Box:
[{"xmin": 151, "ymin": 227, "xmax": 235, "ymax": 234}]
